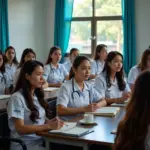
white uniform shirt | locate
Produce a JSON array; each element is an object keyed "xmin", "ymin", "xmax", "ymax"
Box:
[
  {"xmin": 128, "ymin": 65, "xmax": 141, "ymax": 85},
  {"xmin": 0, "ymin": 71, "xmax": 11, "ymax": 94},
  {"xmin": 13, "ymin": 68, "xmax": 21, "ymax": 88},
  {"xmin": 91, "ymin": 60, "xmax": 105, "ymax": 75},
  {"xmin": 63, "ymin": 60, "xmax": 72, "ymax": 73},
  {"xmin": 43, "ymin": 63, "xmax": 68, "ymax": 83},
  {"xmin": 57, "ymin": 78, "xmax": 103, "ymax": 108},
  {"xmin": 5, "ymin": 63, "xmax": 18, "ymax": 85},
  {"xmin": 94, "ymin": 72, "xmax": 130, "ymax": 98},
  {"xmin": 7, "ymin": 90, "xmax": 46, "ymax": 150}
]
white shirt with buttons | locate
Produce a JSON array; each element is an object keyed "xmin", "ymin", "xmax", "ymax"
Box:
[
  {"xmin": 43, "ymin": 63, "xmax": 68, "ymax": 84},
  {"xmin": 7, "ymin": 90, "xmax": 46, "ymax": 150},
  {"xmin": 94, "ymin": 72, "xmax": 130, "ymax": 98}
]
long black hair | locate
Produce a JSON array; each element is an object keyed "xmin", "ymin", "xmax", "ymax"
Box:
[
  {"xmin": 69, "ymin": 56, "xmax": 90, "ymax": 79},
  {"xmin": 45, "ymin": 46, "xmax": 61, "ymax": 65},
  {"xmin": 4, "ymin": 46, "xmax": 18, "ymax": 65},
  {"xmin": 103, "ymin": 51, "xmax": 125, "ymax": 91},
  {"xmin": 0, "ymin": 51, "xmax": 5, "ymax": 73},
  {"xmin": 15, "ymin": 60, "xmax": 49, "ymax": 123},
  {"xmin": 18, "ymin": 48, "xmax": 36, "ymax": 68}
]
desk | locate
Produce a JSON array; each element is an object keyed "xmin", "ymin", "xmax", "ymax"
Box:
[{"xmin": 37, "ymin": 108, "xmax": 125, "ymax": 150}]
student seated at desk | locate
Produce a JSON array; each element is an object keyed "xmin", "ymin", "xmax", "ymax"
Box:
[
  {"xmin": 7, "ymin": 60, "xmax": 64, "ymax": 150},
  {"xmin": 64, "ymin": 48, "xmax": 79, "ymax": 72},
  {"xmin": 4, "ymin": 46, "xmax": 18, "ymax": 88},
  {"xmin": 94, "ymin": 51, "xmax": 130, "ymax": 105},
  {"xmin": 13, "ymin": 48, "xmax": 48, "ymax": 88},
  {"xmin": 90, "ymin": 44, "xmax": 107, "ymax": 79},
  {"xmin": 128, "ymin": 49, "xmax": 150, "ymax": 91},
  {"xmin": 57, "ymin": 56, "xmax": 107, "ymax": 116},
  {"xmin": 0, "ymin": 51, "xmax": 11, "ymax": 94},
  {"xmin": 43, "ymin": 46, "xmax": 69, "ymax": 87},
  {"xmin": 114, "ymin": 71, "xmax": 150, "ymax": 150}
]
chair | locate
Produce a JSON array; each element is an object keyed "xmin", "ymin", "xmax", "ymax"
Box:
[
  {"xmin": 48, "ymin": 99, "xmax": 57, "ymax": 119},
  {"xmin": 0, "ymin": 111, "xmax": 27, "ymax": 150}
]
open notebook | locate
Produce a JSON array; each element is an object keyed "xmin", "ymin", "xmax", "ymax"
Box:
[
  {"xmin": 86, "ymin": 107, "xmax": 120, "ymax": 117},
  {"xmin": 49, "ymin": 122, "xmax": 91, "ymax": 137},
  {"xmin": 111, "ymin": 103, "xmax": 126, "ymax": 107},
  {"xmin": 43, "ymin": 87, "xmax": 59, "ymax": 92},
  {"xmin": 0, "ymin": 95, "xmax": 11, "ymax": 100}
]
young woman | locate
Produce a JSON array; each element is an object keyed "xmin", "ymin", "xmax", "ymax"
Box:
[
  {"xmin": 128, "ymin": 48, "xmax": 150, "ymax": 90},
  {"xmin": 57, "ymin": 56, "xmax": 107, "ymax": 116},
  {"xmin": 13, "ymin": 48, "xmax": 48, "ymax": 88},
  {"xmin": 64, "ymin": 48, "xmax": 79, "ymax": 72},
  {"xmin": 114, "ymin": 71, "xmax": 150, "ymax": 150},
  {"xmin": 4, "ymin": 46, "xmax": 18, "ymax": 87},
  {"xmin": 43, "ymin": 46, "xmax": 69, "ymax": 87},
  {"xmin": 94, "ymin": 51, "xmax": 130, "ymax": 105},
  {"xmin": 7, "ymin": 60, "xmax": 64, "ymax": 150},
  {"xmin": 0, "ymin": 51, "xmax": 11, "ymax": 94},
  {"xmin": 90, "ymin": 44, "xmax": 107, "ymax": 79}
]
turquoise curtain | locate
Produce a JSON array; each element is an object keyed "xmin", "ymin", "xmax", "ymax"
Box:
[
  {"xmin": 0, "ymin": 0, "xmax": 9, "ymax": 52},
  {"xmin": 54, "ymin": 0, "xmax": 74, "ymax": 61},
  {"xmin": 122, "ymin": 0, "xmax": 136, "ymax": 74}
]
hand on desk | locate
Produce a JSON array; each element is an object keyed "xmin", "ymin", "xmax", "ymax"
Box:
[
  {"xmin": 47, "ymin": 117, "xmax": 64, "ymax": 130},
  {"xmin": 122, "ymin": 92, "xmax": 131, "ymax": 101},
  {"xmin": 84, "ymin": 103, "xmax": 98, "ymax": 112}
]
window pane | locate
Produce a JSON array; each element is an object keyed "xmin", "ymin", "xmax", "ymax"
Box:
[
  {"xmin": 72, "ymin": 0, "xmax": 92, "ymax": 17},
  {"xmin": 95, "ymin": 0, "xmax": 122, "ymax": 16},
  {"xmin": 97, "ymin": 21, "xmax": 123, "ymax": 53},
  {"xmin": 67, "ymin": 21, "xmax": 91, "ymax": 54}
]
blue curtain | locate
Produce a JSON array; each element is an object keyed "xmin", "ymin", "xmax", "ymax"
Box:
[
  {"xmin": 54, "ymin": 0, "xmax": 74, "ymax": 61},
  {"xmin": 122, "ymin": 0, "xmax": 136, "ymax": 74},
  {"xmin": 0, "ymin": 0, "xmax": 9, "ymax": 52}
]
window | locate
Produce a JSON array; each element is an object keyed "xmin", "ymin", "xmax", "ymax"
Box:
[{"xmin": 67, "ymin": 0, "xmax": 123, "ymax": 55}]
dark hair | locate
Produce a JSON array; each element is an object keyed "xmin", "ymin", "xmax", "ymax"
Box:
[
  {"xmin": 15, "ymin": 60, "xmax": 49, "ymax": 123},
  {"xmin": 69, "ymin": 56, "xmax": 90, "ymax": 79},
  {"xmin": 0, "ymin": 51, "xmax": 5, "ymax": 73},
  {"xmin": 19, "ymin": 48, "xmax": 36, "ymax": 68},
  {"xmin": 94, "ymin": 44, "xmax": 107, "ymax": 60},
  {"xmin": 45, "ymin": 46, "xmax": 61, "ymax": 65},
  {"xmin": 103, "ymin": 51, "xmax": 125, "ymax": 91},
  {"xmin": 70, "ymin": 48, "xmax": 79, "ymax": 55},
  {"xmin": 138, "ymin": 49, "xmax": 150, "ymax": 71},
  {"xmin": 4, "ymin": 46, "xmax": 18, "ymax": 65},
  {"xmin": 114, "ymin": 71, "xmax": 150, "ymax": 150}
]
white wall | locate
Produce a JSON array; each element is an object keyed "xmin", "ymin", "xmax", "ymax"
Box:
[
  {"xmin": 8, "ymin": 0, "xmax": 55, "ymax": 63},
  {"xmin": 135, "ymin": 0, "xmax": 150, "ymax": 62}
]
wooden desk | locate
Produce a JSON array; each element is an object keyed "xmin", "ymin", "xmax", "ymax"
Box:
[{"xmin": 37, "ymin": 108, "xmax": 125, "ymax": 150}]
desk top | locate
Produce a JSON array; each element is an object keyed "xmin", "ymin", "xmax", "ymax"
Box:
[{"xmin": 37, "ymin": 108, "xmax": 125, "ymax": 146}]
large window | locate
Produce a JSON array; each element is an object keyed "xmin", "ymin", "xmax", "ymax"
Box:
[{"xmin": 67, "ymin": 0, "xmax": 122, "ymax": 56}]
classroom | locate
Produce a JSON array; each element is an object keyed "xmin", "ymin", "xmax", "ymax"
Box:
[{"xmin": 0, "ymin": 0, "xmax": 150, "ymax": 150}]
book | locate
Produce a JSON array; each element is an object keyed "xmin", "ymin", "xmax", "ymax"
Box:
[
  {"xmin": 49, "ymin": 122, "xmax": 92, "ymax": 137},
  {"xmin": 0, "ymin": 94, "xmax": 11, "ymax": 100},
  {"xmin": 85, "ymin": 107, "xmax": 120, "ymax": 117},
  {"xmin": 43, "ymin": 87, "xmax": 59, "ymax": 92},
  {"xmin": 111, "ymin": 103, "xmax": 126, "ymax": 107}
]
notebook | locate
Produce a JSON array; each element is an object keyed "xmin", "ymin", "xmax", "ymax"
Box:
[
  {"xmin": 111, "ymin": 103, "xmax": 126, "ymax": 107},
  {"xmin": 111, "ymin": 129, "xmax": 117, "ymax": 134},
  {"xmin": 43, "ymin": 87, "xmax": 59, "ymax": 92},
  {"xmin": 0, "ymin": 94, "xmax": 11, "ymax": 100},
  {"xmin": 49, "ymin": 122, "xmax": 92, "ymax": 137},
  {"xmin": 86, "ymin": 107, "xmax": 120, "ymax": 117}
]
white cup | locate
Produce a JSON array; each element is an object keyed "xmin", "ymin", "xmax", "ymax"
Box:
[{"xmin": 84, "ymin": 114, "xmax": 94, "ymax": 123}]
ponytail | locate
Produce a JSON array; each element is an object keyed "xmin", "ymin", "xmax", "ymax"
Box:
[{"xmin": 69, "ymin": 67, "xmax": 75, "ymax": 80}]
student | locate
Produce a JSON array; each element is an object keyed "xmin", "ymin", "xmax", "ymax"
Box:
[
  {"xmin": 7, "ymin": 60, "xmax": 64, "ymax": 150},
  {"xmin": 94, "ymin": 51, "xmax": 130, "ymax": 105},
  {"xmin": 90, "ymin": 44, "xmax": 107, "ymax": 79},
  {"xmin": 43, "ymin": 46, "xmax": 69, "ymax": 87},
  {"xmin": 128, "ymin": 49, "xmax": 150, "ymax": 90},
  {"xmin": 0, "ymin": 51, "xmax": 11, "ymax": 94},
  {"xmin": 57, "ymin": 56, "xmax": 107, "ymax": 116},
  {"xmin": 64, "ymin": 48, "xmax": 79, "ymax": 72},
  {"xmin": 4, "ymin": 46, "xmax": 18, "ymax": 87},
  {"xmin": 13, "ymin": 48, "xmax": 48, "ymax": 88},
  {"xmin": 114, "ymin": 71, "xmax": 150, "ymax": 150}
]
